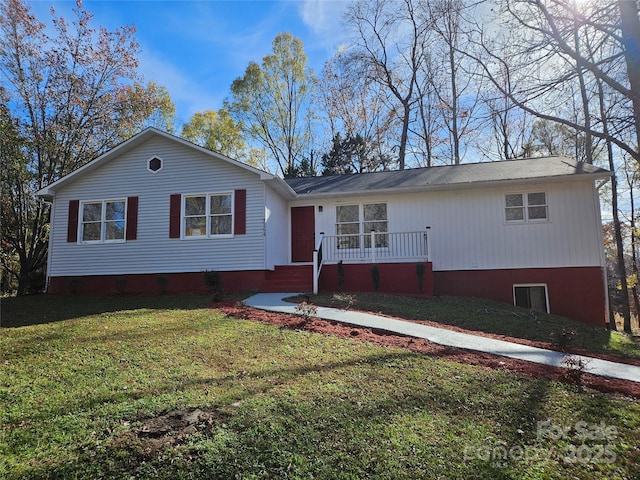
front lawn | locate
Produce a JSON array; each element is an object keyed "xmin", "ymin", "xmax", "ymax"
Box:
[{"xmin": 1, "ymin": 295, "xmax": 639, "ymax": 479}]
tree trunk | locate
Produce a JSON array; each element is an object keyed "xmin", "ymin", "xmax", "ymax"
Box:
[
  {"xmin": 597, "ymin": 77, "xmax": 630, "ymax": 331},
  {"xmin": 398, "ymin": 101, "xmax": 410, "ymax": 170},
  {"xmin": 625, "ymin": 161, "xmax": 639, "ymax": 330},
  {"xmin": 448, "ymin": 42, "xmax": 460, "ymax": 165},
  {"xmin": 610, "ymin": 173, "xmax": 631, "ymax": 332},
  {"xmin": 619, "ymin": 0, "xmax": 640, "ymax": 168}
]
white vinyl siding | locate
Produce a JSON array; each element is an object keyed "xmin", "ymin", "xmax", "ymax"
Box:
[
  {"xmin": 294, "ymin": 179, "xmax": 604, "ymax": 271},
  {"xmin": 265, "ymin": 185, "xmax": 289, "ymax": 269},
  {"xmin": 47, "ymin": 135, "xmax": 266, "ymax": 276}
]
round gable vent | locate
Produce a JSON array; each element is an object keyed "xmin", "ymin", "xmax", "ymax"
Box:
[{"xmin": 148, "ymin": 156, "xmax": 163, "ymax": 173}]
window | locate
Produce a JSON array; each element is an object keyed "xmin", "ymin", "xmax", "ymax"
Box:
[
  {"xmin": 514, "ymin": 284, "xmax": 549, "ymax": 313},
  {"xmin": 505, "ymin": 192, "xmax": 547, "ymax": 223},
  {"xmin": 80, "ymin": 200, "xmax": 126, "ymax": 242},
  {"xmin": 184, "ymin": 193, "xmax": 233, "ymax": 238},
  {"xmin": 336, "ymin": 203, "xmax": 388, "ymax": 249},
  {"xmin": 336, "ymin": 205, "xmax": 360, "ymax": 249},
  {"xmin": 148, "ymin": 156, "xmax": 163, "ymax": 173}
]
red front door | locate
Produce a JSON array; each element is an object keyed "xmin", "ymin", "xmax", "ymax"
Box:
[{"xmin": 291, "ymin": 206, "xmax": 315, "ymax": 262}]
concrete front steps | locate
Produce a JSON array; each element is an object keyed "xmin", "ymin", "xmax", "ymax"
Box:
[{"xmin": 261, "ymin": 265, "xmax": 313, "ymax": 293}]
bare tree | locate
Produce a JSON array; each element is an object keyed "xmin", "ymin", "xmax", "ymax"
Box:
[
  {"xmin": 345, "ymin": 0, "xmax": 431, "ymax": 169},
  {"xmin": 467, "ymin": 0, "xmax": 640, "ymax": 165},
  {"xmin": 424, "ymin": 0, "xmax": 482, "ymax": 164},
  {"xmin": 315, "ymin": 48, "xmax": 399, "ymax": 165}
]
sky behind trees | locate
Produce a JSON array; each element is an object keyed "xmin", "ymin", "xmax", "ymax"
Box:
[{"xmin": 29, "ymin": 0, "xmax": 351, "ymax": 123}]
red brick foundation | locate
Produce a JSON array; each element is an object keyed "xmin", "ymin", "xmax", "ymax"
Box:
[
  {"xmin": 47, "ymin": 271, "xmax": 267, "ymax": 296},
  {"xmin": 318, "ymin": 262, "xmax": 434, "ymax": 297},
  {"xmin": 433, "ymin": 266, "xmax": 607, "ymax": 327},
  {"xmin": 47, "ymin": 264, "xmax": 607, "ymax": 327}
]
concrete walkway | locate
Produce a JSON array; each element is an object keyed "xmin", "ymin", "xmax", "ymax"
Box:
[{"xmin": 244, "ymin": 293, "xmax": 640, "ymax": 384}]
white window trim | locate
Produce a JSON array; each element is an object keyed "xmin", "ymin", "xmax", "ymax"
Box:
[
  {"xmin": 147, "ymin": 156, "xmax": 164, "ymax": 174},
  {"xmin": 504, "ymin": 191, "xmax": 549, "ymax": 224},
  {"xmin": 79, "ymin": 199, "xmax": 127, "ymax": 244},
  {"xmin": 182, "ymin": 192, "xmax": 234, "ymax": 239},
  {"xmin": 335, "ymin": 202, "xmax": 389, "ymax": 249},
  {"xmin": 513, "ymin": 283, "xmax": 550, "ymax": 313}
]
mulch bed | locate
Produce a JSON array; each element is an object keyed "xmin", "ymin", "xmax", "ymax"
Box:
[{"xmin": 215, "ymin": 301, "xmax": 640, "ymax": 399}]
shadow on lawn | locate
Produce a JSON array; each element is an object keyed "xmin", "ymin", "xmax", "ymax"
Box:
[
  {"xmin": 13, "ymin": 349, "xmax": 563, "ymax": 479},
  {"xmin": 0, "ymin": 294, "xmax": 212, "ymax": 328}
]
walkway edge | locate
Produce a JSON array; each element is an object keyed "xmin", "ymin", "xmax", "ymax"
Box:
[{"xmin": 244, "ymin": 293, "xmax": 640, "ymax": 384}]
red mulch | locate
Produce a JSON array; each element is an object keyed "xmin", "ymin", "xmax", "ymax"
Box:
[{"xmin": 214, "ymin": 301, "xmax": 640, "ymax": 399}]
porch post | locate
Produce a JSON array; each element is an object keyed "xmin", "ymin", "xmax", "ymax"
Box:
[
  {"xmin": 425, "ymin": 226, "xmax": 431, "ymax": 261},
  {"xmin": 313, "ymin": 250, "xmax": 319, "ymax": 294},
  {"xmin": 370, "ymin": 231, "xmax": 376, "ymax": 263}
]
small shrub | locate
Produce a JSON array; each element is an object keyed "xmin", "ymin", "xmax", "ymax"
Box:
[
  {"xmin": 66, "ymin": 277, "xmax": 81, "ymax": 295},
  {"xmin": 371, "ymin": 265, "xmax": 380, "ymax": 292},
  {"xmin": 550, "ymin": 327, "xmax": 577, "ymax": 351},
  {"xmin": 416, "ymin": 263, "xmax": 426, "ymax": 294},
  {"xmin": 333, "ymin": 292, "xmax": 356, "ymax": 309},
  {"xmin": 28, "ymin": 270, "xmax": 47, "ymax": 294},
  {"xmin": 562, "ymin": 355, "xmax": 590, "ymax": 387},
  {"xmin": 115, "ymin": 276, "xmax": 127, "ymax": 295},
  {"xmin": 155, "ymin": 275, "xmax": 168, "ymax": 295},
  {"xmin": 337, "ymin": 260, "xmax": 345, "ymax": 291},
  {"xmin": 294, "ymin": 302, "xmax": 318, "ymax": 325},
  {"xmin": 203, "ymin": 270, "xmax": 224, "ymax": 302}
]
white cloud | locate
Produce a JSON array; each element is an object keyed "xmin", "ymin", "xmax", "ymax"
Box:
[{"xmin": 298, "ymin": 0, "xmax": 348, "ymax": 34}]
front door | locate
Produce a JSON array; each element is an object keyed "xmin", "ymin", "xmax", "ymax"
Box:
[{"xmin": 291, "ymin": 206, "xmax": 315, "ymax": 262}]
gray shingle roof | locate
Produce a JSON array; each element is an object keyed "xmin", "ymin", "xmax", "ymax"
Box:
[{"xmin": 285, "ymin": 156, "xmax": 610, "ymax": 196}]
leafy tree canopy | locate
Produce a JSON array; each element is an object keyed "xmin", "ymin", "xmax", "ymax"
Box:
[
  {"xmin": 0, "ymin": 0, "xmax": 173, "ymax": 294},
  {"xmin": 181, "ymin": 109, "xmax": 247, "ymax": 159}
]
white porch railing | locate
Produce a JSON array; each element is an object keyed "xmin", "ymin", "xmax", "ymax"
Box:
[{"xmin": 313, "ymin": 229, "xmax": 431, "ymax": 294}]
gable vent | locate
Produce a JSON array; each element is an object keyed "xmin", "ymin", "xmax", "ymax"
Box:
[{"xmin": 148, "ymin": 156, "xmax": 163, "ymax": 173}]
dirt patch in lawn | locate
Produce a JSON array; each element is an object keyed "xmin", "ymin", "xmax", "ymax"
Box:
[
  {"xmin": 115, "ymin": 408, "xmax": 229, "ymax": 457},
  {"xmin": 216, "ymin": 301, "xmax": 640, "ymax": 399}
]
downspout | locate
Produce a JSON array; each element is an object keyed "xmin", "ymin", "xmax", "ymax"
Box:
[{"xmin": 41, "ymin": 196, "xmax": 54, "ymax": 293}]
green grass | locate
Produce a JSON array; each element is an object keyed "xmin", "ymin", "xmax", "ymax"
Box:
[
  {"xmin": 1, "ymin": 295, "xmax": 639, "ymax": 479},
  {"xmin": 292, "ymin": 293, "xmax": 640, "ymax": 360}
]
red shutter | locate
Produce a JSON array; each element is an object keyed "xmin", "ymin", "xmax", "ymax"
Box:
[
  {"xmin": 169, "ymin": 194, "xmax": 181, "ymax": 238},
  {"xmin": 67, "ymin": 200, "xmax": 80, "ymax": 243},
  {"xmin": 234, "ymin": 189, "xmax": 246, "ymax": 235},
  {"xmin": 126, "ymin": 196, "xmax": 138, "ymax": 240}
]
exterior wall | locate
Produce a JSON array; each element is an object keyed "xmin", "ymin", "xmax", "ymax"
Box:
[
  {"xmin": 47, "ymin": 135, "xmax": 268, "ymax": 277},
  {"xmin": 48, "ymin": 271, "xmax": 266, "ymax": 296},
  {"xmin": 265, "ymin": 185, "xmax": 289, "ymax": 269},
  {"xmin": 319, "ymin": 262, "xmax": 433, "ymax": 297},
  {"xmin": 294, "ymin": 179, "xmax": 604, "ymax": 271},
  {"xmin": 293, "ymin": 179, "xmax": 607, "ymax": 325},
  {"xmin": 434, "ymin": 266, "xmax": 607, "ymax": 327}
]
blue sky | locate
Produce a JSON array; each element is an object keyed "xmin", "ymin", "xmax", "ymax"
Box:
[{"xmin": 29, "ymin": 0, "xmax": 351, "ymax": 124}]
